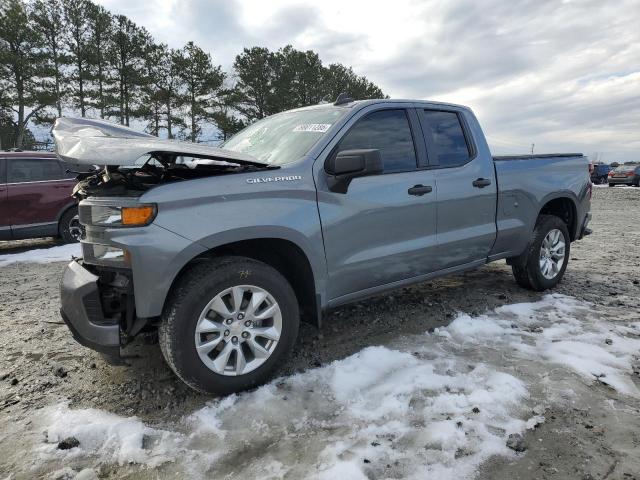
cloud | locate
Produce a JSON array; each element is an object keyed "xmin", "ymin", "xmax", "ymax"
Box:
[{"xmin": 94, "ymin": 0, "xmax": 640, "ymax": 161}]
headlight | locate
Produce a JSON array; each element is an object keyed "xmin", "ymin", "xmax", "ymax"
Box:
[
  {"xmin": 88, "ymin": 204, "xmax": 157, "ymax": 227},
  {"xmin": 82, "ymin": 243, "xmax": 131, "ymax": 267}
]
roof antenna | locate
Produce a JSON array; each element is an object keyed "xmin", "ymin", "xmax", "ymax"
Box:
[{"xmin": 334, "ymin": 92, "xmax": 354, "ymax": 105}]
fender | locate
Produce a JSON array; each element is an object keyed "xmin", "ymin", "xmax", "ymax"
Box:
[{"xmin": 193, "ymin": 225, "xmax": 327, "ymax": 301}]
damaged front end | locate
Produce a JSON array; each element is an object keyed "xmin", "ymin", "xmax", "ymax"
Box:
[
  {"xmin": 55, "ymin": 117, "xmax": 275, "ymax": 359},
  {"xmin": 52, "ymin": 117, "xmax": 277, "ymax": 199}
]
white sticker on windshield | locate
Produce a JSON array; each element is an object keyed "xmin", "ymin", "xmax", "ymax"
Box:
[{"xmin": 293, "ymin": 123, "xmax": 332, "ymax": 133}]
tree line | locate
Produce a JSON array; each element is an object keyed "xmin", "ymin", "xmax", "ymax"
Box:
[{"xmin": 0, "ymin": 0, "xmax": 385, "ymax": 149}]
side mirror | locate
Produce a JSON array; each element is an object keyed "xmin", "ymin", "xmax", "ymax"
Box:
[{"xmin": 325, "ymin": 149, "xmax": 383, "ymax": 193}]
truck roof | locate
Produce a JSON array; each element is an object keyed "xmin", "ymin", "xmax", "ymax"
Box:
[{"xmin": 290, "ymin": 98, "xmax": 472, "ymax": 113}]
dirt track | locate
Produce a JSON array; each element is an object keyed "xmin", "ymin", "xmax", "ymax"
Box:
[{"xmin": 0, "ymin": 185, "xmax": 639, "ymax": 479}]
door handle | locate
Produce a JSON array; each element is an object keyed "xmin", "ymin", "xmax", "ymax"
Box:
[
  {"xmin": 408, "ymin": 184, "xmax": 433, "ymax": 196},
  {"xmin": 472, "ymin": 178, "xmax": 492, "ymax": 188}
]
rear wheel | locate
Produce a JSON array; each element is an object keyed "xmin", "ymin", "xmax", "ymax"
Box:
[
  {"xmin": 159, "ymin": 257, "xmax": 299, "ymax": 395},
  {"xmin": 511, "ymin": 215, "xmax": 570, "ymax": 291},
  {"xmin": 58, "ymin": 207, "xmax": 83, "ymax": 243},
  {"xmin": 608, "ymin": 183, "xmax": 615, "ymax": 187}
]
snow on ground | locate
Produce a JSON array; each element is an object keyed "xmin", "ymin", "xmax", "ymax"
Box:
[
  {"xmin": 0, "ymin": 243, "xmax": 80, "ymax": 266},
  {"xmin": 31, "ymin": 295, "xmax": 640, "ymax": 479}
]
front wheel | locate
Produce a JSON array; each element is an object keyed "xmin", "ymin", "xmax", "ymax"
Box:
[
  {"xmin": 159, "ymin": 257, "xmax": 299, "ymax": 395},
  {"xmin": 511, "ymin": 215, "xmax": 570, "ymax": 291}
]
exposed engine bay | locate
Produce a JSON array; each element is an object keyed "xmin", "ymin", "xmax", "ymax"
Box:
[{"xmin": 73, "ymin": 154, "xmax": 277, "ymax": 199}]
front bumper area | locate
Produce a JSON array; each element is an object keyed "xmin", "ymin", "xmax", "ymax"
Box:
[{"xmin": 60, "ymin": 260, "xmax": 120, "ymax": 356}]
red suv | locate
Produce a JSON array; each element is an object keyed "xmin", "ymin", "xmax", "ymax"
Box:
[{"xmin": 0, "ymin": 152, "xmax": 83, "ymax": 243}]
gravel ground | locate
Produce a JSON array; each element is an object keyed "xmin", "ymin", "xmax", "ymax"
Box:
[{"xmin": 0, "ymin": 185, "xmax": 639, "ymax": 479}]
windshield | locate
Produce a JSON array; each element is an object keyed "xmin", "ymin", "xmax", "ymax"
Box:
[
  {"xmin": 222, "ymin": 106, "xmax": 349, "ymax": 166},
  {"xmin": 614, "ymin": 165, "xmax": 636, "ymax": 172}
]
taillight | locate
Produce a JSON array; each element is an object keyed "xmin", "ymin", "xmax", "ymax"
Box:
[
  {"xmin": 627, "ymin": 171, "xmax": 634, "ymax": 177},
  {"xmin": 608, "ymin": 171, "xmax": 614, "ymax": 176}
]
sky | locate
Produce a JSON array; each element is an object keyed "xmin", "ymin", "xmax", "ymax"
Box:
[{"xmin": 92, "ymin": 0, "xmax": 640, "ymax": 162}]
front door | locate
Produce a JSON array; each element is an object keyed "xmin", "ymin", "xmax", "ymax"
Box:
[
  {"xmin": 418, "ymin": 108, "xmax": 497, "ymax": 270},
  {"xmin": 317, "ymin": 108, "xmax": 438, "ymax": 300}
]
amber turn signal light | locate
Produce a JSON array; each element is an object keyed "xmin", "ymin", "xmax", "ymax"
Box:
[{"xmin": 121, "ymin": 205, "xmax": 156, "ymax": 226}]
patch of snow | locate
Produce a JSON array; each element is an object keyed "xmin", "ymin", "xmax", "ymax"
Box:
[
  {"xmin": 29, "ymin": 294, "xmax": 640, "ymax": 479},
  {"xmin": 0, "ymin": 243, "xmax": 80, "ymax": 266},
  {"xmin": 39, "ymin": 405, "xmax": 182, "ymax": 467},
  {"xmin": 444, "ymin": 295, "xmax": 640, "ymax": 397}
]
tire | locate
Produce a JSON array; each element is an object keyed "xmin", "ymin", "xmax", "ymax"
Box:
[
  {"xmin": 159, "ymin": 256, "xmax": 299, "ymax": 395},
  {"xmin": 608, "ymin": 183, "xmax": 615, "ymax": 187},
  {"xmin": 58, "ymin": 207, "xmax": 83, "ymax": 243},
  {"xmin": 510, "ymin": 215, "xmax": 571, "ymax": 292}
]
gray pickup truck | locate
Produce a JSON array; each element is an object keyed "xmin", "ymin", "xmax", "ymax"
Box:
[{"xmin": 54, "ymin": 98, "xmax": 592, "ymax": 394}]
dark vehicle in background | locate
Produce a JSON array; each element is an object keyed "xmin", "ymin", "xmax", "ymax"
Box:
[
  {"xmin": 608, "ymin": 165, "xmax": 640, "ymax": 187},
  {"xmin": 590, "ymin": 163, "xmax": 610, "ymax": 184},
  {"xmin": 0, "ymin": 152, "xmax": 83, "ymax": 242}
]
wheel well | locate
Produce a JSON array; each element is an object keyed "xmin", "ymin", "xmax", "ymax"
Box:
[
  {"xmin": 56, "ymin": 202, "xmax": 78, "ymax": 223},
  {"xmin": 539, "ymin": 197, "xmax": 577, "ymax": 240},
  {"xmin": 174, "ymin": 238, "xmax": 318, "ymax": 326}
]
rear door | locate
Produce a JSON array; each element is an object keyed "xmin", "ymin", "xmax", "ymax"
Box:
[
  {"xmin": 0, "ymin": 158, "xmax": 9, "ymax": 240},
  {"xmin": 417, "ymin": 108, "xmax": 497, "ymax": 270},
  {"xmin": 6, "ymin": 157, "xmax": 74, "ymax": 234},
  {"xmin": 317, "ymin": 106, "xmax": 438, "ymax": 300}
]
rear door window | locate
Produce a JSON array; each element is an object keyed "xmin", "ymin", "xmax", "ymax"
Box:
[
  {"xmin": 8, "ymin": 158, "xmax": 62, "ymax": 183},
  {"xmin": 420, "ymin": 110, "xmax": 471, "ymax": 168},
  {"xmin": 337, "ymin": 109, "xmax": 418, "ymax": 173}
]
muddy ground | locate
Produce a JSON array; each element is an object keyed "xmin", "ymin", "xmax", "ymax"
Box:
[{"xmin": 0, "ymin": 185, "xmax": 639, "ymax": 479}]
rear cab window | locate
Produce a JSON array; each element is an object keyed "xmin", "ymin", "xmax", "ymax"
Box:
[
  {"xmin": 419, "ymin": 110, "xmax": 472, "ymax": 168},
  {"xmin": 336, "ymin": 109, "xmax": 418, "ymax": 173},
  {"xmin": 7, "ymin": 158, "xmax": 63, "ymax": 183}
]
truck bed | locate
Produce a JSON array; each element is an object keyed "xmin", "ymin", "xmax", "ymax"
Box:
[{"xmin": 490, "ymin": 153, "xmax": 589, "ymax": 259}]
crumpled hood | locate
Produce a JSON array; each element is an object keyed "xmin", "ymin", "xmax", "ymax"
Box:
[{"xmin": 52, "ymin": 117, "xmax": 261, "ymax": 166}]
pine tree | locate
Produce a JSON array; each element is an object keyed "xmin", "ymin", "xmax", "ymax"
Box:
[
  {"xmin": 31, "ymin": 0, "xmax": 69, "ymax": 118},
  {"xmin": 0, "ymin": 0, "xmax": 54, "ymax": 148},
  {"xmin": 85, "ymin": 2, "xmax": 113, "ymax": 119},
  {"xmin": 177, "ymin": 41, "xmax": 224, "ymax": 142},
  {"xmin": 139, "ymin": 41, "xmax": 166, "ymax": 136},
  {"xmin": 232, "ymin": 47, "xmax": 278, "ymax": 121},
  {"xmin": 108, "ymin": 15, "xmax": 146, "ymax": 126},
  {"xmin": 63, "ymin": 0, "xmax": 91, "ymax": 117},
  {"xmin": 321, "ymin": 63, "xmax": 385, "ymax": 101},
  {"xmin": 273, "ymin": 45, "xmax": 324, "ymax": 110}
]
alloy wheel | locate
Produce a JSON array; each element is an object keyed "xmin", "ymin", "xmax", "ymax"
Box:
[
  {"xmin": 194, "ymin": 285, "xmax": 282, "ymax": 376},
  {"xmin": 539, "ymin": 228, "xmax": 566, "ymax": 280}
]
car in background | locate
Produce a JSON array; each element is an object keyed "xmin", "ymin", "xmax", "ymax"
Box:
[
  {"xmin": 608, "ymin": 165, "xmax": 640, "ymax": 187},
  {"xmin": 590, "ymin": 163, "xmax": 611, "ymax": 184},
  {"xmin": 0, "ymin": 151, "xmax": 86, "ymax": 242}
]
